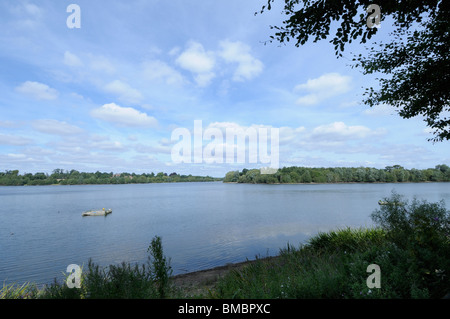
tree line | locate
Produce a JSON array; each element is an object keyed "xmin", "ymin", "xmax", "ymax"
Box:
[
  {"xmin": 224, "ymin": 165, "xmax": 450, "ymax": 184},
  {"xmin": 0, "ymin": 169, "xmax": 222, "ymax": 186}
]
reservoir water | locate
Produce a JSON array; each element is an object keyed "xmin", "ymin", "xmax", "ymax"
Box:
[{"xmin": 1, "ymin": 182, "xmax": 449, "ymax": 286}]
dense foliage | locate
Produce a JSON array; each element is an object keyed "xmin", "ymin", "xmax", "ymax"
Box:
[
  {"xmin": 0, "ymin": 169, "xmax": 221, "ymax": 186},
  {"xmin": 224, "ymin": 165, "xmax": 450, "ymax": 184},
  {"xmin": 371, "ymin": 193, "xmax": 450, "ymax": 298}
]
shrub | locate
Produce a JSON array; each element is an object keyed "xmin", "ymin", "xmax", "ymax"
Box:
[
  {"xmin": 83, "ymin": 260, "xmax": 155, "ymax": 299},
  {"xmin": 371, "ymin": 192, "xmax": 450, "ymax": 298},
  {"xmin": 147, "ymin": 235, "xmax": 173, "ymax": 298},
  {"xmin": 38, "ymin": 236, "xmax": 172, "ymax": 299}
]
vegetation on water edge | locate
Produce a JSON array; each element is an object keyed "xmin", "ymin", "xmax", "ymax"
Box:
[
  {"xmin": 0, "ymin": 169, "xmax": 222, "ymax": 186},
  {"xmin": 2, "ymin": 193, "xmax": 449, "ymax": 299},
  {"xmin": 224, "ymin": 164, "xmax": 450, "ymax": 184},
  {"xmin": 215, "ymin": 193, "xmax": 449, "ymax": 299}
]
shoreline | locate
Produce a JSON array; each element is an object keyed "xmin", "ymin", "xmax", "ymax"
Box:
[
  {"xmin": 0, "ymin": 180, "xmax": 224, "ymax": 187},
  {"xmin": 2, "ymin": 179, "xmax": 448, "ymax": 187},
  {"xmin": 223, "ymin": 180, "xmax": 446, "ymax": 185},
  {"xmin": 170, "ymin": 257, "xmax": 277, "ymax": 296}
]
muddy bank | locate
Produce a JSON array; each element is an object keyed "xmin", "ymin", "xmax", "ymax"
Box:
[{"xmin": 170, "ymin": 257, "xmax": 277, "ymax": 297}]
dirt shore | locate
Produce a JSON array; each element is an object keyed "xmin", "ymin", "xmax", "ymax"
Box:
[{"xmin": 170, "ymin": 258, "xmax": 273, "ymax": 297}]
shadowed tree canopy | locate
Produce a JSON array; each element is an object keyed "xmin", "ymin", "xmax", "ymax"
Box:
[{"xmin": 258, "ymin": 0, "xmax": 449, "ymax": 142}]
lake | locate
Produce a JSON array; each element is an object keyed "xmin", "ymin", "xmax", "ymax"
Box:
[{"xmin": 1, "ymin": 182, "xmax": 449, "ymax": 287}]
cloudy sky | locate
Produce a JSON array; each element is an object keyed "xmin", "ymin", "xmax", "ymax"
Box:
[{"xmin": 0, "ymin": 0, "xmax": 449, "ymax": 177}]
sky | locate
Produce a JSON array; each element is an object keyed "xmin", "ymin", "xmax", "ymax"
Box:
[{"xmin": 0, "ymin": 0, "xmax": 449, "ymax": 177}]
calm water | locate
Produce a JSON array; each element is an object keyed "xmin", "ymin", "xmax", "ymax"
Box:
[{"xmin": 1, "ymin": 182, "xmax": 449, "ymax": 286}]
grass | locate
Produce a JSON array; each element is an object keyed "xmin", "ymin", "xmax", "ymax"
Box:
[
  {"xmin": 1, "ymin": 282, "xmax": 39, "ymax": 299},
  {"xmin": 213, "ymin": 228, "xmax": 394, "ymax": 299},
  {"xmin": 2, "ymin": 193, "xmax": 449, "ymax": 299}
]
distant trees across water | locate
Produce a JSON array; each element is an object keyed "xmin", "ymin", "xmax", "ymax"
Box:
[
  {"xmin": 224, "ymin": 165, "xmax": 450, "ymax": 184},
  {"xmin": 0, "ymin": 169, "xmax": 222, "ymax": 186},
  {"xmin": 3, "ymin": 165, "xmax": 450, "ymax": 186}
]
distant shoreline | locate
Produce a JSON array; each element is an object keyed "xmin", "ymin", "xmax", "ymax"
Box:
[
  {"xmin": 223, "ymin": 180, "xmax": 448, "ymax": 185},
  {"xmin": 2, "ymin": 180, "xmax": 449, "ymax": 187},
  {"xmin": 224, "ymin": 165, "xmax": 450, "ymax": 184},
  {"xmin": 0, "ymin": 170, "xmax": 223, "ymax": 186},
  {"xmin": 0, "ymin": 180, "xmax": 224, "ymax": 187}
]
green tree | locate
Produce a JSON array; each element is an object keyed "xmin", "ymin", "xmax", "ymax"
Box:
[
  {"xmin": 410, "ymin": 168, "xmax": 425, "ymax": 182},
  {"xmin": 224, "ymin": 170, "xmax": 240, "ymax": 182},
  {"xmin": 435, "ymin": 164, "xmax": 450, "ymax": 181},
  {"xmin": 430, "ymin": 169, "xmax": 444, "ymax": 181},
  {"xmin": 259, "ymin": 0, "xmax": 449, "ymax": 141},
  {"xmin": 355, "ymin": 167, "xmax": 366, "ymax": 182},
  {"xmin": 393, "ymin": 168, "xmax": 406, "ymax": 182},
  {"xmin": 300, "ymin": 170, "xmax": 312, "ymax": 183}
]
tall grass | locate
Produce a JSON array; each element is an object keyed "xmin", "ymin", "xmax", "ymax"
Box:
[
  {"xmin": 0, "ymin": 282, "xmax": 39, "ymax": 299},
  {"xmin": 37, "ymin": 235, "xmax": 173, "ymax": 299},
  {"xmin": 214, "ymin": 228, "xmax": 391, "ymax": 299}
]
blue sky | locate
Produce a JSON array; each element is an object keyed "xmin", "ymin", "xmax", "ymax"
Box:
[{"xmin": 0, "ymin": 0, "xmax": 449, "ymax": 177}]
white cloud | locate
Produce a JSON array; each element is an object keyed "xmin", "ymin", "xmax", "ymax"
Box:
[
  {"xmin": 170, "ymin": 40, "xmax": 263, "ymax": 86},
  {"xmin": 15, "ymin": 81, "xmax": 58, "ymax": 100},
  {"xmin": 311, "ymin": 122, "xmax": 374, "ymax": 140},
  {"xmin": 63, "ymin": 51, "xmax": 83, "ymax": 67},
  {"xmin": 339, "ymin": 100, "xmax": 360, "ymax": 108},
  {"xmin": 0, "ymin": 121, "xmax": 18, "ymax": 128},
  {"xmin": 294, "ymin": 73, "xmax": 352, "ymax": 106},
  {"xmin": 142, "ymin": 60, "xmax": 185, "ymax": 85},
  {"xmin": 176, "ymin": 41, "xmax": 215, "ymax": 74},
  {"xmin": 104, "ymin": 80, "xmax": 143, "ymax": 105},
  {"xmin": 296, "ymin": 95, "xmax": 320, "ymax": 106},
  {"xmin": 0, "ymin": 133, "xmax": 32, "ymax": 146},
  {"xmin": 32, "ymin": 119, "xmax": 84, "ymax": 136},
  {"xmin": 279, "ymin": 126, "xmax": 306, "ymax": 144},
  {"xmin": 91, "ymin": 103, "xmax": 158, "ymax": 127},
  {"xmin": 168, "ymin": 47, "xmax": 181, "ymax": 56},
  {"xmin": 218, "ymin": 40, "xmax": 263, "ymax": 81},
  {"xmin": 363, "ymin": 103, "xmax": 395, "ymax": 116},
  {"xmin": 176, "ymin": 41, "xmax": 216, "ymax": 87},
  {"xmin": 273, "ymin": 121, "xmax": 388, "ymax": 160},
  {"xmin": 8, "ymin": 2, "xmax": 42, "ymax": 29},
  {"xmin": 91, "ymin": 140, "xmax": 124, "ymax": 152},
  {"xmin": 193, "ymin": 72, "xmax": 216, "ymax": 88},
  {"xmin": 88, "ymin": 54, "xmax": 116, "ymax": 74},
  {"xmin": 6, "ymin": 153, "xmax": 26, "ymax": 159},
  {"xmin": 207, "ymin": 121, "xmax": 247, "ymax": 131}
]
